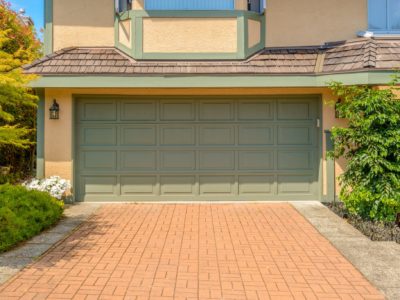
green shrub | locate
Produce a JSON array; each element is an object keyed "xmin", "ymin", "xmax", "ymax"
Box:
[
  {"xmin": 341, "ymin": 187, "xmax": 400, "ymax": 222},
  {"xmin": 0, "ymin": 184, "xmax": 64, "ymax": 253},
  {"xmin": 329, "ymin": 80, "xmax": 400, "ymax": 222}
]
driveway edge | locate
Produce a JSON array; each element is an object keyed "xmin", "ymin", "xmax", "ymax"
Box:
[
  {"xmin": 0, "ymin": 203, "xmax": 102, "ymax": 285},
  {"xmin": 292, "ymin": 201, "xmax": 400, "ymax": 300}
]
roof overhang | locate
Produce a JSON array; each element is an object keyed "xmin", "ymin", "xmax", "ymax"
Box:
[{"xmin": 30, "ymin": 71, "xmax": 397, "ymax": 89}]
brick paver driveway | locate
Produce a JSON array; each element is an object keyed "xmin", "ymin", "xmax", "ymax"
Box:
[{"xmin": 0, "ymin": 204, "xmax": 383, "ymax": 300}]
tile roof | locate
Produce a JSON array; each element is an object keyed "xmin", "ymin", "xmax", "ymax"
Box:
[{"xmin": 24, "ymin": 38, "xmax": 400, "ymax": 76}]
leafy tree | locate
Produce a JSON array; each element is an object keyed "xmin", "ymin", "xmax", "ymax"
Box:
[
  {"xmin": 0, "ymin": 0, "xmax": 41, "ymax": 181},
  {"xmin": 330, "ymin": 80, "xmax": 400, "ymax": 222}
]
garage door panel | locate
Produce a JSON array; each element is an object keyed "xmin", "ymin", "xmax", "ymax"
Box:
[
  {"xmin": 75, "ymin": 96, "xmax": 321, "ymax": 201},
  {"xmin": 277, "ymin": 150, "xmax": 313, "ymax": 170},
  {"xmin": 278, "ymin": 101, "xmax": 314, "ymax": 120},
  {"xmin": 239, "ymin": 175, "xmax": 274, "ymax": 194},
  {"xmin": 121, "ymin": 101, "xmax": 157, "ymax": 121},
  {"xmin": 160, "ymin": 151, "xmax": 196, "ymax": 170},
  {"xmin": 160, "ymin": 125, "xmax": 195, "ymax": 146},
  {"xmin": 277, "ymin": 175, "xmax": 316, "ymax": 195},
  {"xmin": 161, "ymin": 176, "xmax": 196, "ymax": 195},
  {"xmin": 120, "ymin": 151, "xmax": 157, "ymax": 170},
  {"xmin": 80, "ymin": 101, "xmax": 117, "ymax": 121},
  {"xmin": 199, "ymin": 102, "xmax": 234, "ymax": 121},
  {"xmin": 121, "ymin": 176, "xmax": 157, "ymax": 195},
  {"xmin": 199, "ymin": 151, "xmax": 235, "ymax": 170},
  {"xmin": 121, "ymin": 126, "xmax": 157, "ymax": 146},
  {"xmin": 238, "ymin": 151, "xmax": 274, "ymax": 170},
  {"xmin": 80, "ymin": 126, "xmax": 117, "ymax": 146},
  {"xmin": 81, "ymin": 176, "xmax": 117, "ymax": 195},
  {"xmin": 200, "ymin": 176, "xmax": 235, "ymax": 194},
  {"xmin": 82, "ymin": 151, "xmax": 117, "ymax": 170},
  {"xmin": 238, "ymin": 125, "xmax": 274, "ymax": 145},
  {"xmin": 199, "ymin": 125, "xmax": 235, "ymax": 146},
  {"xmin": 238, "ymin": 101, "xmax": 274, "ymax": 120},
  {"xmin": 161, "ymin": 102, "xmax": 195, "ymax": 121},
  {"xmin": 278, "ymin": 126, "xmax": 314, "ymax": 146}
]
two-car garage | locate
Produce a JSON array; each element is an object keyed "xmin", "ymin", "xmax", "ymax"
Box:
[{"xmin": 75, "ymin": 96, "xmax": 321, "ymax": 202}]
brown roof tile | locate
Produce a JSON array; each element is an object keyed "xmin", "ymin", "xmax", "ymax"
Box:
[{"xmin": 23, "ymin": 38, "xmax": 400, "ymax": 76}]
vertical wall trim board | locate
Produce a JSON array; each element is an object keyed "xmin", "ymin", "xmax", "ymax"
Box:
[
  {"xmin": 36, "ymin": 89, "xmax": 45, "ymax": 179},
  {"xmin": 324, "ymin": 130, "xmax": 336, "ymax": 202},
  {"xmin": 44, "ymin": 0, "xmax": 53, "ymax": 55}
]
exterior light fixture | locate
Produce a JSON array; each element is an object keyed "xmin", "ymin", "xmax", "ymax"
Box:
[
  {"xmin": 49, "ymin": 99, "xmax": 60, "ymax": 120},
  {"xmin": 335, "ymin": 98, "xmax": 342, "ymax": 119}
]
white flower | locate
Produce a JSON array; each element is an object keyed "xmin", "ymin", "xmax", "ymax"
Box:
[{"xmin": 23, "ymin": 176, "xmax": 71, "ymax": 200}]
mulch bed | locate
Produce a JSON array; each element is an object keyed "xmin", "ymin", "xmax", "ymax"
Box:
[{"xmin": 324, "ymin": 202, "xmax": 400, "ymax": 244}]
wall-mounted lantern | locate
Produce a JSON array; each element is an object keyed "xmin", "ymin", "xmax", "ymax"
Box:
[
  {"xmin": 49, "ymin": 99, "xmax": 60, "ymax": 120},
  {"xmin": 335, "ymin": 98, "xmax": 342, "ymax": 119}
]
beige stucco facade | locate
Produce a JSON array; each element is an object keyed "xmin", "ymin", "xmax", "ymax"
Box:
[
  {"xmin": 142, "ymin": 18, "xmax": 238, "ymax": 53},
  {"xmin": 44, "ymin": 87, "xmax": 346, "ymax": 198},
  {"xmin": 50, "ymin": 0, "xmax": 369, "ymax": 53},
  {"xmin": 248, "ymin": 19, "xmax": 261, "ymax": 48},
  {"xmin": 118, "ymin": 20, "xmax": 132, "ymax": 48},
  {"xmin": 53, "ymin": 0, "xmax": 114, "ymax": 51},
  {"xmin": 265, "ymin": 0, "xmax": 367, "ymax": 47}
]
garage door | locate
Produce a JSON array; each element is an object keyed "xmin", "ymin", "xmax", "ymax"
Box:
[{"xmin": 75, "ymin": 96, "xmax": 321, "ymax": 201}]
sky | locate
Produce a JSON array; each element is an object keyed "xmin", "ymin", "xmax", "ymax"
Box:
[{"xmin": 9, "ymin": 0, "xmax": 44, "ymax": 38}]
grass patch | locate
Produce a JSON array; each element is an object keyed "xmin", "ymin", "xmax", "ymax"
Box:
[{"xmin": 0, "ymin": 184, "xmax": 64, "ymax": 253}]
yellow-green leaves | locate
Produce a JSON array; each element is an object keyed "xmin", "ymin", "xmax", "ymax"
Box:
[{"xmin": 0, "ymin": 0, "xmax": 40, "ymax": 148}]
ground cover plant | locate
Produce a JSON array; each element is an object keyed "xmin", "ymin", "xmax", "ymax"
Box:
[
  {"xmin": 0, "ymin": 184, "xmax": 64, "ymax": 253},
  {"xmin": 328, "ymin": 80, "xmax": 400, "ymax": 239},
  {"xmin": 325, "ymin": 202, "xmax": 400, "ymax": 243}
]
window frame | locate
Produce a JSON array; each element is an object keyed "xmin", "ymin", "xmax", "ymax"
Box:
[{"xmin": 368, "ymin": 0, "xmax": 400, "ymax": 34}]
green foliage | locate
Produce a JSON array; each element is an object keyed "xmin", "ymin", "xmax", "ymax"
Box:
[
  {"xmin": 329, "ymin": 80, "xmax": 400, "ymax": 222},
  {"xmin": 0, "ymin": 1, "xmax": 41, "ymax": 182},
  {"xmin": 0, "ymin": 184, "xmax": 64, "ymax": 253}
]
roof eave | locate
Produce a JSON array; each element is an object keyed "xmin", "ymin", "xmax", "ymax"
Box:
[{"xmin": 29, "ymin": 70, "xmax": 397, "ymax": 89}]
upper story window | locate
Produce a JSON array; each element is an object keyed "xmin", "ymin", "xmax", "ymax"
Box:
[
  {"xmin": 145, "ymin": 0, "xmax": 235, "ymax": 10},
  {"xmin": 369, "ymin": 0, "xmax": 400, "ymax": 33},
  {"xmin": 116, "ymin": 0, "xmax": 265, "ymax": 13},
  {"xmin": 116, "ymin": 0, "xmax": 132, "ymax": 13}
]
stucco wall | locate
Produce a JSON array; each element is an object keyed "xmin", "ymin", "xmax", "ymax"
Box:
[
  {"xmin": 51, "ymin": 0, "xmax": 368, "ymax": 52},
  {"xmin": 43, "ymin": 87, "xmax": 347, "ymax": 198},
  {"xmin": 266, "ymin": 0, "xmax": 368, "ymax": 47},
  {"xmin": 53, "ymin": 0, "xmax": 114, "ymax": 51},
  {"xmin": 118, "ymin": 20, "xmax": 131, "ymax": 48},
  {"xmin": 142, "ymin": 18, "xmax": 238, "ymax": 53},
  {"xmin": 133, "ymin": 0, "xmax": 145, "ymax": 10},
  {"xmin": 235, "ymin": 0, "xmax": 248, "ymax": 10},
  {"xmin": 248, "ymin": 19, "xmax": 261, "ymax": 48}
]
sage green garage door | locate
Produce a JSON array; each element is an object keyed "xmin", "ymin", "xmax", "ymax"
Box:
[{"xmin": 75, "ymin": 96, "xmax": 321, "ymax": 201}]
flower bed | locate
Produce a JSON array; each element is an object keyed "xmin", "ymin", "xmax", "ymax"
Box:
[
  {"xmin": 325, "ymin": 202, "xmax": 400, "ymax": 244},
  {"xmin": 0, "ymin": 184, "xmax": 64, "ymax": 253}
]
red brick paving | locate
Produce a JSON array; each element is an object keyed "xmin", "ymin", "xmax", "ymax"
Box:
[{"xmin": 0, "ymin": 204, "xmax": 384, "ymax": 299}]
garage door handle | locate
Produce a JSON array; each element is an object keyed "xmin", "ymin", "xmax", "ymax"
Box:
[{"xmin": 316, "ymin": 118, "xmax": 321, "ymax": 128}]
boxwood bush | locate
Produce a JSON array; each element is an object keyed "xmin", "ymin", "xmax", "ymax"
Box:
[{"xmin": 0, "ymin": 184, "xmax": 64, "ymax": 253}]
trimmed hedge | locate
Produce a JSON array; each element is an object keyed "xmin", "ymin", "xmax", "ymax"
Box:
[{"xmin": 0, "ymin": 184, "xmax": 64, "ymax": 253}]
